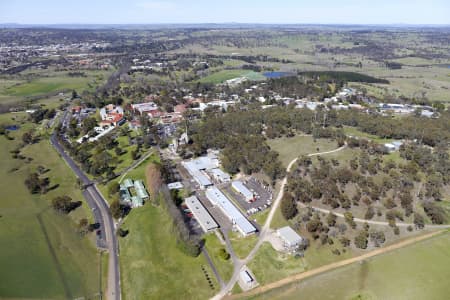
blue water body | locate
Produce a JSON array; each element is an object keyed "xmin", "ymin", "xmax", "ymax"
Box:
[
  {"xmin": 263, "ymin": 71, "xmax": 295, "ymax": 78},
  {"xmin": 5, "ymin": 125, "xmax": 20, "ymax": 131}
]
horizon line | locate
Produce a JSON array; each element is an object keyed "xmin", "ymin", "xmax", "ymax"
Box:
[{"xmin": 1, "ymin": 22, "xmax": 450, "ymax": 26}]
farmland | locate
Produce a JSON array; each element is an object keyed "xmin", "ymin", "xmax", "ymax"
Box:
[
  {"xmin": 119, "ymin": 202, "xmax": 219, "ymax": 300},
  {"xmin": 0, "ymin": 115, "xmax": 100, "ymax": 299},
  {"xmin": 0, "ymin": 70, "xmax": 111, "ymax": 104},
  {"xmin": 247, "ymin": 231, "xmax": 450, "ymax": 300}
]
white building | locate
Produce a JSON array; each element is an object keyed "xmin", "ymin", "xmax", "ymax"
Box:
[
  {"xmin": 232, "ymin": 181, "xmax": 254, "ymax": 202},
  {"xmin": 131, "ymin": 102, "xmax": 159, "ymax": 115},
  {"xmin": 205, "ymin": 187, "xmax": 256, "ymax": 236},
  {"xmin": 277, "ymin": 226, "xmax": 304, "ymax": 250},
  {"xmin": 384, "ymin": 140, "xmax": 403, "ymax": 152},
  {"xmin": 167, "ymin": 182, "xmax": 184, "ymax": 190},
  {"xmin": 240, "ymin": 270, "xmax": 254, "ymax": 284},
  {"xmin": 209, "ymin": 168, "xmax": 231, "ymax": 183}
]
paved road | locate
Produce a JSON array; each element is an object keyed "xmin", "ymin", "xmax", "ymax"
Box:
[
  {"xmin": 213, "ymin": 143, "xmax": 450, "ymax": 299},
  {"xmin": 212, "ymin": 145, "xmax": 349, "ymax": 300},
  {"xmin": 50, "ymin": 133, "xmax": 121, "ymax": 300},
  {"xmin": 203, "ymin": 248, "xmax": 226, "ymax": 289},
  {"xmin": 117, "ymin": 149, "xmax": 155, "ymax": 183}
]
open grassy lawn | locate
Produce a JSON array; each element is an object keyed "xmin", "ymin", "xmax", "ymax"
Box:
[
  {"xmin": 268, "ymin": 135, "xmax": 338, "ymax": 167},
  {"xmin": 204, "ymin": 232, "xmax": 234, "ymax": 282},
  {"xmin": 343, "ymin": 126, "xmax": 394, "ymax": 144},
  {"xmin": 229, "ymin": 231, "xmax": 259, "ymax": 259},
  {"xmin": 252, "ymin": 209, "xmax": 270, "ymax": 226},
  {"xmin": 98, "ymin": 151, "xmax": 159, "ymax": 205},
  {"xmin": 0, "ymin": 70, "xmax": 111, "ymax": 104},
  {"xmin": 249, "ymin": 231, "xmax": 450, "ymax": 300},
  {"xmin": 247, "ymin": 243, "xmax": 306, "ymax": 285},
  {"xmin": 198, "ymin": 70, "xmax": 265, "ymax": 84},
  {"xmin": 5, "ymin": 77, "xmax": 87, "ymax": 97},
  {"xmin": 0, "ymin": 123, "xmax": 100, "ymax": 299},
  {"xmin": 119, "ymin": 204, "xmax": 218, "ymax": 300}
]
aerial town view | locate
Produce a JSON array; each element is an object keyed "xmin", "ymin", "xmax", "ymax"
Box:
[{"xmin": 0, "ymin": 1, "xmax": 449, "ymax": 300}]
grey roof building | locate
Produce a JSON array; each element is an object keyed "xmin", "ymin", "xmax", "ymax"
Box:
[
  {"xmin": 205, "ymin": 187, "xmax": 256, "ymax": 236},
  {"xmin": 277, "ymin": 226, "xmax": 304, "ymax": 250},
  {"xmin": 185, "ymin": 196, "xmax": 218, "ymax": 232},
  {"xmin": 232, "ymin": 180, "xmax": 254, "ymax": 201}
]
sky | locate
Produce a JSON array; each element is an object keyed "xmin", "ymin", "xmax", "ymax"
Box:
[{"xmin": 0, "ymin": 0, "xmax": 449, "ymax": 25}]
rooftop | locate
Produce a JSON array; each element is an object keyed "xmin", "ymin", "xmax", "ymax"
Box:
[
  {"xmin": 277, "ymin": 226, "xmax": 303, "ymax": 246},
  {"xmin": 205, "ymin": 187, "xmax": 256, "ymax": 235},
  {"xmin": 232, "ymin": 180, "xmax": 253, "ymax": 199},
  {"xmin": 185, "ymin": 196, "xmax": 218, "ymax": 232}
]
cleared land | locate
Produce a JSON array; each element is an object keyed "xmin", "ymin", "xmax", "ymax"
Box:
[
  {"xmin": 204, "ymin": 233, "xmax": 235, "ymax": 282},
  {"xmin": 0, "ymin": 70, "xmax": 110, "ymax": 104},
  {"xmin": 343, "ymin": 126, "xmax": 394, "ymax": 144},
  {"xmin": 0, "ymin": 121, "xmax": 100, "ymax": 299},
  {"xmin": 247, "ymin": 243, "xmax": 306, "ymax": 285},
  {"xmin": 119, "ymin": 203, "xmax": 219, "ymax": 300},
  {"xmin": 243, "ymin": 231, "xmax": 450, "ymax": 300},
  {"xmin": 198, "ymin": 70, "xmax": 265, "ymax": 84},
  {"xmin": 268, "ymin": 135, "xmax": 338, "ymax": 167},
  {"xmin": 229, "ymin": 232, "xmax": 259, "ymax": 259}
]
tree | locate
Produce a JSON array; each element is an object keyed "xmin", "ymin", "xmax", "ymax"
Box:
[
  {"xmin": 108, "ymin": 181, "xmax": 120, "ymax": 196},
  {"xmin": 82, "ymin": 117, "xmax": 97, "ymax": 134},
  {"xmin": 413, "ymin": 212, "xmax": 425, "ymax": 229},
  {"xmin": 306, "ymin": 219, "xmax": 323, "ymax": 233},
  {"xmin": 78, "ymin": 218, "xmax": 89, "ymax": 235},
  {"xmin": 339, "ymin": 236, "xmax": 350, "ymax": 247},
  {"xmin": 217, "ymin": 248, "xmax": 230, "ymax": 260},
  {"xmin": 22, "ymin": 131, "xmax": 34, "ymax": 144},
  {"xmin": 354, "ymin": 230, "xmax": 369, "ymax": 249},
  {"xmin": 110, "ymin": 199, "xmax": 128, "ymax": 219},
  {"xmin": 117, "ymin": 228, "xmax": 129, "ymax": 237},
  {"xmin": 52, "ymin": 196, "xmax": 81, "ymax": 214},
  {"xmin": 423, "ymin": 201, "xmax": 446, "ymax": 224},
  {"xmin": 326, "ymin": 212, "xmax": 337, "ymax": 227},
  {"xmin": 24, "ymin": 172, "xmax": 49, "ymax": 194},
  {"xmin": 364, "ymin": 206, "xmax": 375, "ymax": 220},
  {"xmin": 344, "ymin": 212, "xmax": 356, "ymax": 229},
  {"xmin": 280, "ymin": 193, "xmax": 298, "ymax": 220}
]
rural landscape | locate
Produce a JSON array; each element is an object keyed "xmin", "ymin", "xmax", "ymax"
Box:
[{"xmin": 0, "ymin": 1, "xmax": 450, "ymax": 300}]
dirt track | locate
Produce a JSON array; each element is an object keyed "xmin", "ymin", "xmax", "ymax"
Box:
[{"xmin": 227, "ymin": 229, "xmax": 447, "ymax": 299}]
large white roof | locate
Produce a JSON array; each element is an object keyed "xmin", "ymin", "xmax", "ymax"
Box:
[
  {"xmin": 277, "ymin": 226, "xmax": 303, "ymax": 246},
  {"xmin": 183, "ymin": 161, "xmax": 213, "ymax": 187},
  {"xmin": 205, "ymin": 187, "xmax": 256, "ymax": 235},
  {"xmin": 232, "ymin": 180, "xmax": 253, "ymax": 199}
]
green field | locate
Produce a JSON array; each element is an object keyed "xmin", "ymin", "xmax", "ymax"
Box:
[
  {"xmin": 247, "ymin": 243, "xmax": 306, "ymax": 285},
  {"xmin": 0, "ymin": 70, "xmax": 110, "ymax": 104},
  {"xmin": 198, "ymin": 69, "xmax": 265, "ymax": 84},
  {"xmin": 249, "ymin": 232, "xmax": 450, "ymax": 300},
  {"xmin": 0, "ymin": 120, "xmax": 100, "ymax": 299},
  {"xmin": 119, "ymin": 203, "xmax": 218, "ymax": 300},
  {"xmin": 268, "ymin": 135, "xmax": 339, "ymax": 167},
  {"xmin": 248, "ymin": 233, "xmax": 355, "ymax": 287},
  {"xmin": 343, "ymin": 126, "xmax": 394, "ymax": 144},
  {"xmin": 229, "ymin": 232, "xmax": 259, "ymax": 259},
  {"xmin": 204, "ymin": 233, "xmax": 234, "ymax": 282}
]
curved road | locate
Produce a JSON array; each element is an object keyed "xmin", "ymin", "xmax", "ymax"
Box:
[
  {"xmin": 213, "ymin": 143, "xmax": 450, "ymax": 299},
  {"xmin": 212, "ymin": 145, "xmax": 348, "ymax": 299},
  {"xmin": 50, "ymin": 133, "xmax": 121, "ymax": 300}
]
